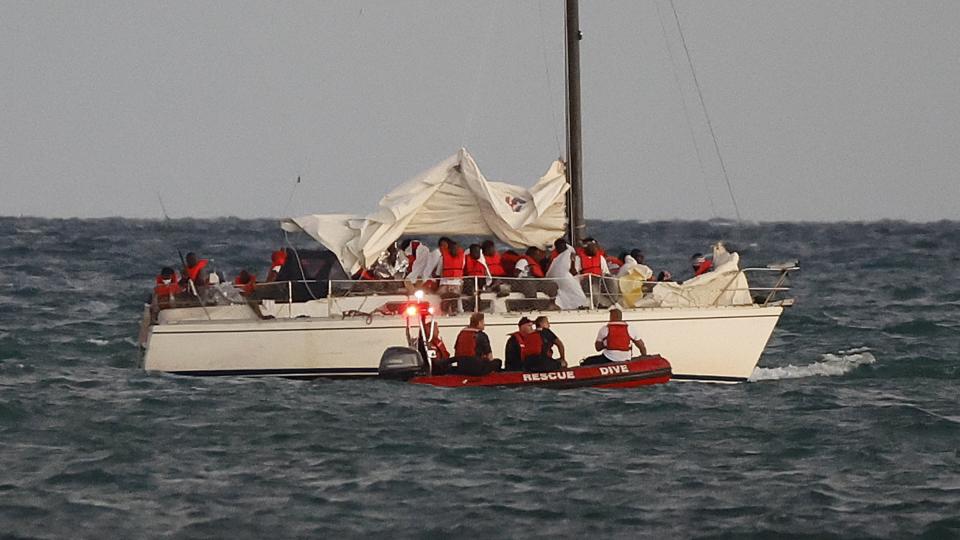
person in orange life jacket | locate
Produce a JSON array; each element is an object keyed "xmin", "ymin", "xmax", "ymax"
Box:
[
  {"xmin": 481, "ymin": 240, "xmax": 506, "ymax": 277},
  {"xmin": 691, "ymin": 253, "xmax": 713, "ymax": 277},
  {"xmin": 462, "ymin": 243, "xmax": 491, "ymax": 306},
  {"xmin": 415, "ymin": 313, "xmax": 451, "ymax": 373},
  {"xmin": 233, "ymin": 270, "xmax": 256, "ymax": 296},
  {"xmin": 535, "ymin": 315, "xmax": 567, "ymax": 368},
  {"xmin": 504, "ymin": 317, "xmax": 536, "ymax": 371},
  {"xmin": 266, "ymin": 249, "xmax": 287, "ymax": 282},
  {"xmin": 581, "ymin": 308, "xmax": 647, "ymax": 366},
  {"xmin": 514, "ymin": 246, "xmax": 546, "ymax": 278},
  {"xmin": 153, "ymin": 267, "xmax": 181, "ymax": 306},
  {"xmin": 436, "ymin": 237, "xmax": 465, "ymax": 313},
  {"xmin": 449, "ymin": 312, "xmax": 501, "ymax": 376},
  {"xmin": 577, "ymin": 239, "xmax": 610, "ymax": 276},
  {"xmin": 182, "ymin": 252, "xmax": 210, "ymax": 292},
  {"xmin": 499, "ymin": 249, "xmax": 522, "ymax": 277}
]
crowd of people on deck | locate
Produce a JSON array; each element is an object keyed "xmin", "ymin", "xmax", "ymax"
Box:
[
  {"xmin": 151, "ymin": 236, "xmax": 719, "ymax": 313},
  {"xmin": 422, "ymin": 308, "xmax": 648, "ymax": 376}
]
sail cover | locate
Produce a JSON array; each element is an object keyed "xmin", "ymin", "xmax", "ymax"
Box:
[{"xmin": 281, "ymin": 148, "xmax": 569, "ymax": 273}]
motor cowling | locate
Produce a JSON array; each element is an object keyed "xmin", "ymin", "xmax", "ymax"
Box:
[{"xmin": 378, "ymin": 346, "xmax": 429, "ymax": 380}]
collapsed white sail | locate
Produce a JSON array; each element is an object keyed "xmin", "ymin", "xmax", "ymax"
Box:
[{"xmin": 282, "ymin": 148, "xmax": 569, "ymax": 273}]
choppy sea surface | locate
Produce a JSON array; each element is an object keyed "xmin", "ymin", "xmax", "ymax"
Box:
[{"xmin": 1, "ymin": 217, "xmax": 958, "ymax": 539}]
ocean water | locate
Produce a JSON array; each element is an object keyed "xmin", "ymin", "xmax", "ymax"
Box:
[{"xmin": 1, "ymin": 217, "xmax": 958, "ymax": 539}]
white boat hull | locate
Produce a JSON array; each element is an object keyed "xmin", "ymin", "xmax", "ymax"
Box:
[{"xmin": 142, "ymin": 304, "xmax": 782, "ymax": 382}]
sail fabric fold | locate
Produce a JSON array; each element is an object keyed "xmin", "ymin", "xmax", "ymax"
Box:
[
  {"xmin": 282, "ymin": 148, "xmax": 569, "ymax": 273},
  {"xmin": 650, "ymin": 253, "xmax": 752, "ymax": 307}
]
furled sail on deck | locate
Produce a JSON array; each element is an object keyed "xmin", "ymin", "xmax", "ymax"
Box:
[{"xmin": 281, "ymin": 148, "xmax": 569, "ymax": 273}]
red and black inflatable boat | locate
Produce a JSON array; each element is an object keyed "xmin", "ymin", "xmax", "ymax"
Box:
[{"xmin": 408, "ymin": 355, "xmax": 671, "ymax": 389}]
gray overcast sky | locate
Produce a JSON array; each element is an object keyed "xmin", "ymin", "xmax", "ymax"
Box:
[{"xmin": 2, "ymin": 1, "xmax": 959, "ymax": 221}]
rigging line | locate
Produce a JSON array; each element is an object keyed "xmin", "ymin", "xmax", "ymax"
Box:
[
  {"xmin": 538, "ymin": 0, "xmax": 564, "ymax": 157},
  {"xmin": 668, "ymin": 0, "xmax": 743, "ymax": 225},
  {"xmin": 460, "ymin": 0, "xmax": 501, "ymax": 147},
  {"xmin": 653, "ymin": 0, "xmax": 718, "ymax": 218},
  {"xmin": 280, "ymin": 175, "xmax": 301, "ymax": 218}
]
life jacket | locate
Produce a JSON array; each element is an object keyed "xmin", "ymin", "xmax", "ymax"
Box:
[
  {"xmin": 579, "ymin": 251, "xmax": 603, "ymax": 276},
  {"xmin": 484, "ymin": 251, "xmax": 506, "ymax": 277},
  {"xmin": 510, "ymin": 330, "xmax": 544, "ymax": 360},
  {"xmin": 520, "ymin": 255, "xmax": 545, "ymax": 278},
  {"xmin": 233, "ymin": 274, "xmax": 256, "ymax": 295},
  {"xmin": 549, "ymin": 249, "xmax": 561, "ymax": 261},
  {"xmin": 604, "ymin": 322, "xmax": 632, "ymax": 352},
  {"xmin": 454, "ymin": 327, "xmax": 480, "ymax": 358},
  {"xmin": 501, "ymin": 251, "xmax": 521, "ymax": 277},
  {"xmin": 694, "ymin": 259, "xmax": 713, "ymax": 276},
  {"xmin": 464, "ymin": 256, "xmax": 488, "ymax": 277},
  {"xmin": 185, "ymin": 259, "xmax": 208, "ymax": 282},
  {"xmin": 154, "ymin": 273, "xmax": 180, "ymax": 298},
  {"xmin": 271, "ymin": 250, "xmax": 287, "ymax": 270},
  {"xmin": 440, "ymin": 247, "xmax": 465, "ymax": 279},
  {"xmin": 606, "ymin": 256, "xmax": 624, "ymax": 273},
  {"xmin": 424, "ymin": 319, "xmax": 450, "ymax": 360}
]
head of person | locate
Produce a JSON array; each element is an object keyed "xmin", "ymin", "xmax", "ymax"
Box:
[
  {"xmin": 554, "ymin": 237, "xmax": 568, "ymax": 253},
  {"xmin": 438, "ymin": 237, "xmax": 453, "ymax": 250},
  {"xmin": 469, "ymin": 312, "xmax": 485, "ymax": 330},
  {"xmin": 185, "ymin": 252, "xmax": 198, "ymax": 267},
  {"xmin": 535, "ymin": 315, "xmax": 549, "ymax": 329},
  {"xmin": 525, "ymin": 246, "xmax": 542, "ymax": 259},
  {"xmin": 691, "ymin": 253, "xmax": 705, "ymax": 270},
  {"xmin": 657, "ymin": 270, "xmax": 672, "ymax": 281},
  {"xmin": 159, "ymin": 266, "xmax": 176, "ymax": 283},
  {"xmin": 630, "ymin": 249, "xmax": 644, "ymax": 264},
  {"xmin": 583, "ymin": 239, "xmax": 599, "ymax": 256},
  {"xmin": 481, "ymin": 240, "xmax": 497, "ymax": 257},
  {"xmin": 608, "ymin": 308, "xmax": 623, "ymax": 322},
  {"xmin": 518, "ymin": 316, "xmax": 535, "ymax": 335},
  {"xmin": 468, "ymin": 243, "xmax": 482, "ymax": 260},
  {"xmin": 237, "ymin": 269, "xmax": 251, "ymax": 283}
]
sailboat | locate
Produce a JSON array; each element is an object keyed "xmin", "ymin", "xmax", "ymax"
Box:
[{"xmin": 139, "ymin": 0, "xmax": 796, "ymax": 382}]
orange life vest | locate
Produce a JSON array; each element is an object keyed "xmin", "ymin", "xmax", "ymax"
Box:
[
  {"xmin": 440, "ymin": 247, "xmax": 465, "ymax": 279},
  {"xmin": 604, "ymin": 322, "xmax": 632, "ymax": 351},
  {"xmin": 579, "ymin": 251, "xmax": 603, "ymax": 276},
  {"xmin": 154, "ymin": 273, "xmax": 180, "ymax": 298},
  {"xmin": 185, "ymin": 259, "xmax": 208, "ymax": 282},
  {"xmin": 520, "ymin": 255, "xmax": 545, "ymax": 278},
  {"xmin": 511, "ymin": 330, "xmax": 544, "ymax": 360},
  {"xmin": 454, "ymin": 327, "xmax": 480, "ymax": 358},
  {"xmin": 464, "ymin": 256, "xmax": 488, "ymax": 277},
  {"xmin": 233, "ymin": 274, "xmax": 256, "ymax": 295},
  {"xmin": 694, "ymin": 259, "xmax": 713, "ymax": 276},
  {"xmin": 484, "ymin": 251, "xmax": 506, "ymax": 277},
  {"xmin": 501, "ymin": 251, "xmax": 521, "ymax": 277}
]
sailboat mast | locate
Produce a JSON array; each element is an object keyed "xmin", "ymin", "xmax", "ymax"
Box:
[{"xmin": 565, "ymin": 0, "xmax": 585, "ymax": 245}]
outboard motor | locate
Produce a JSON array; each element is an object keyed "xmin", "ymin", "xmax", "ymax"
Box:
[{"xmin": 378, "ymin": 346, "xmax": 429, "ymax": 380}]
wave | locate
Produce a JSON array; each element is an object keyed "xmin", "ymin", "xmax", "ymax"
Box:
[{"xmin": 750, "ymin": 347, "xmax": 876, "ymax": 381}]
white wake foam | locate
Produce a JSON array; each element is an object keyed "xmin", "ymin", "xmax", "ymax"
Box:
[{"xmin": 749, "ymin": 347, "xmax": 877, "ymax": 381}]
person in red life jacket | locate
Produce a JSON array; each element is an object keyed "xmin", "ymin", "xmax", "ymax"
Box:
[
  {"xmin": 266, "ymin": 249, "xmax": 287, "ymax": 282},
  {"xmin": 461, "ymin": 243, "xmax": 491, "ymax": 306},
  {"xmin": 577, "ymin": 239, "xmax": 610, "ymax": 277},
  {"xmin": 582, "ymin": 308, "xmax": 648, "ymax": 366},
  {"xmin": 514, "ymin": 246, "xmax": 546, "ymax": 278},
  {"xmin": 480, "ymin": 240, "xmax": 506, "ymax": 277},
  {"xmin": 500, "ymin": 249, "xmax": 522, "ymax": 278},
  {"xmin": 182, "ymin": 252, "xmax": 209, "ymax": 292},
  {"xmin": 691, "ymin": 253, "xmax": 713, "ymax": 277},
  {"xmin": 153, "ymin": 266, "xmax": 181, "ymax": 306},
  {"xmin": 417, "ymin": 313, "xmax": 451, "ymax": 373},
  {"xmin": 449, "ymin": 312, "xmax": 501, "ymax": 376},
  {"xmin": 233, "ymin": 270, "xmax": 257, "ymax": 296},
  {"xmin": 437, "ymin": 237, "xmax": 466, "ymax": 313},
  {"xmin": 535, "ymin": 315, "xmax": 567, "ymax": 369}
]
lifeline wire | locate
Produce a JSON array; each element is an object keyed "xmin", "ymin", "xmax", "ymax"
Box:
[
  {"xmin": 653, "ymin": 0, "xmax": 718, "ymax": 218},
  {"xmin": 669, "ymin": 0, "xmax": 743, "ymax": 225}
]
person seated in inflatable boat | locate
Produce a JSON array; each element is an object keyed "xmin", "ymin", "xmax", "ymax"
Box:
[{"xmin": 581, "ymin": 308, "xmax": 647, "ymax": 366}]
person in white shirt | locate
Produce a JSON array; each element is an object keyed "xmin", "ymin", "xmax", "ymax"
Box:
[{"xmin": 581, "ymin": 308, "xmax": 647, "ymax": 365}]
